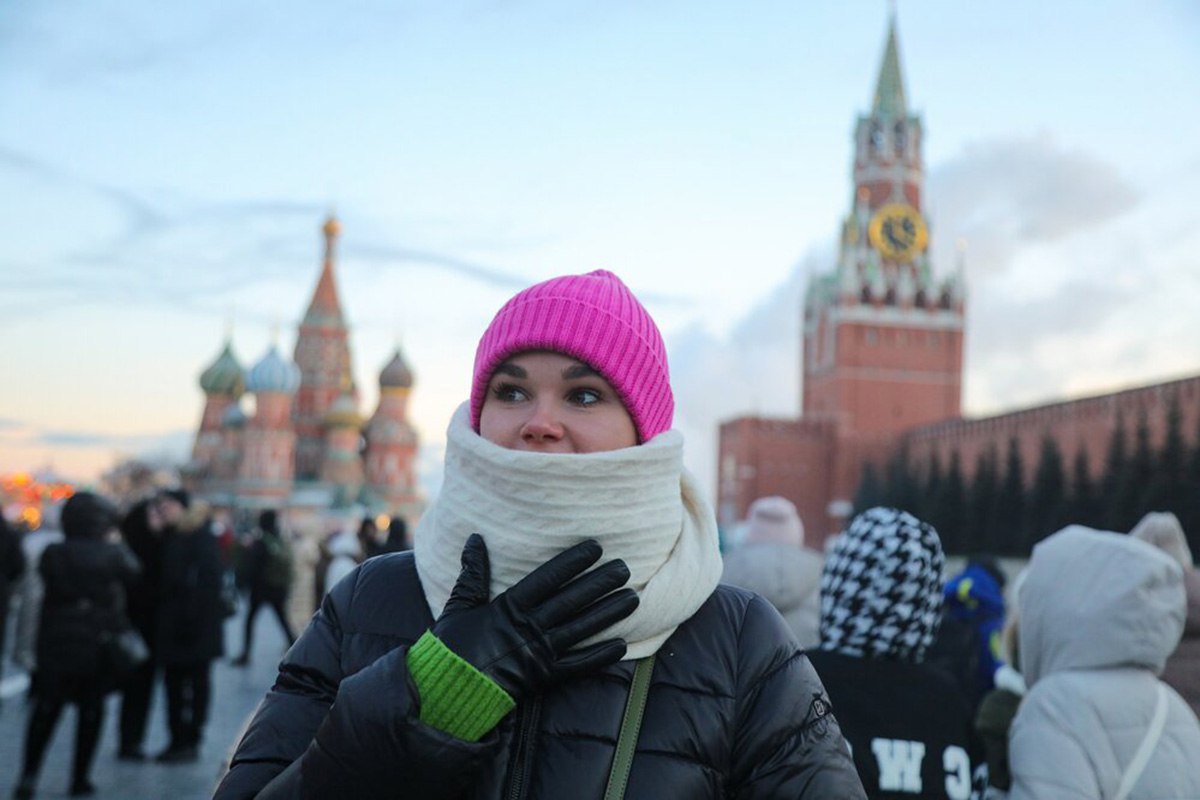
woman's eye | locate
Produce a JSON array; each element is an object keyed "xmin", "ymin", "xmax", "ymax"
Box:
[
  {"xmin": 569, "ymin": 388, "xmax": 602, "ymax": 406},
  {"xmin": 491, "ymin": 383, "xmax": 528, "ymax": 403}
]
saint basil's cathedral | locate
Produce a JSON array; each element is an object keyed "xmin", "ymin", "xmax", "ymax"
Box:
[
  {"xmin": 185, "ymin": 216, "xmax": 421, "ymax": 526},
  {"xmin": 718, "ymin": 18, "xmax": 1200, "ymax": 547}
]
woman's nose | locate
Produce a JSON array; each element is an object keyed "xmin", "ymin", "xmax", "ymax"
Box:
[{"xmin": 521, "ymin": 401, "xmax": 564, "ymax": 443}]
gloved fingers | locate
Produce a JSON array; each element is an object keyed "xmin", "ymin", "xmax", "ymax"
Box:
[
  {"xmin": 443, "ymin": 533, "xmax": 491, "ymax": 613},
  {"xmin": 532, "ymin": 558, "xmax": 631, "ymax": 629},
  {"xmin": 507, "ymin": 539, "xmax": 602, "ymax": 610},
  {"xmin": 550, "ymin": 639, "xmax": 627, "ymax": 682},
  {"xmin": 546, "ymin": 587, "xmax": 639, "ymax": 652}
]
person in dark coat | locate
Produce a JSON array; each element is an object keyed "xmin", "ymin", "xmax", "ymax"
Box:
[
  {"xmin": 153, "ymin": 489, "xmax": 225, "ymax": 763},
  {"xmin": 231, "ymin": 509, "xmax": 296, "ymax": 667},
  {"xmin": 378, "ymin": 516, "xmax": 410, "ymax": 553},
  {"xmin": 214, "ymin": 270, "xmax": 865, "ymax": 799},
  {"xmin": 115, "ymin": 497, "xmax": 164, "ymax": 761},
  {"xmin": 13, "ymin": 492, "xmax": 141, "ymax": 799},
  {"xmin": 0, "ymin": 513, "xmax": 28, "ymax": 690},
  {"xmin": 807, "ymin": 507, "xmax": 986, "ymax": 799}
]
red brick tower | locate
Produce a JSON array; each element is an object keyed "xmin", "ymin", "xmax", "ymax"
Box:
[
  {"xmin": 718, "ymin": 16, "xmax": 965, "ymax": 542},
  {"xmin": 293, "ymin": 215, "xmax": 358, "ymax": 480},
  {"xmin": 364, "ymin": 347, "xmax": 421, "ymax": 519},
  {"xmin": 802, "ymin": 16, "xmax": 964, "ymax": 436}
]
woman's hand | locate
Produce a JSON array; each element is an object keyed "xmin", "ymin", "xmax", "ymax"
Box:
[{"xmin": 433, "ymin": 534, "xmax": 638, "ymax": 700}]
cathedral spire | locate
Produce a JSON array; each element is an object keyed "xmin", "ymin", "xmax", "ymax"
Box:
[
  {"xmin": 872, "ymin": 14, "xmax": 907, "ymax": 119},
  {"xmin": 304, "ymin": 213, "xmax": 346, "ymax": 328}
]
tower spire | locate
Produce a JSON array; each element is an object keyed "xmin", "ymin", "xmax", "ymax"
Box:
[
  {"xmin": 304, "ymin": 212, "xmax": 346, "ymax": 327},
  {"xmin": 872, "ymin": 14, "xmax": 907, "ymax": 118}
]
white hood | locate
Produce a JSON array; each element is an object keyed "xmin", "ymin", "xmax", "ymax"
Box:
[{"xmin": 1018, "ymin": 525, "xmax": 1186, "ymax": 688}]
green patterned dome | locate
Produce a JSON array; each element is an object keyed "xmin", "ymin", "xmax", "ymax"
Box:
[{"xmin": 199, "ymin": 341, "xmax": 245, "ymax": 397}]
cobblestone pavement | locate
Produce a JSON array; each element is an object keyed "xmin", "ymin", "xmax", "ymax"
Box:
[{"xmin": 1, "ymin": 602, "xmax": 300, "ymax": 799}]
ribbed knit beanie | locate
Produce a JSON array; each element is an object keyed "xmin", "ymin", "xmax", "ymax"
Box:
[
  {"xmin": 470, "ymin": 270, "xmax": 673, "ymax": 442},
  {"xmin": 743, "ymin": 496, "xmax": 805, "ymax": 547}
]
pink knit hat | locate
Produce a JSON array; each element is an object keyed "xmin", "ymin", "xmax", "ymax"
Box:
[
  {"xmin": 469, "ymin": 270, "xmax": 673, "ymax": 442},
  {"xmin": 743, "ymin": 496, "xmax": 805, "ymax": 547}
]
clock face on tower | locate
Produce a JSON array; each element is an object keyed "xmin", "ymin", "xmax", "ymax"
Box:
[{"xmin": 868, "ymin": 202, "xmax": 928, "ymax": 262}]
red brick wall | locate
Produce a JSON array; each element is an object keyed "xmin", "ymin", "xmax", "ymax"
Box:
[{"xmin": 905, "ymin": 375, "xmax": 1200, "ymax": 486}]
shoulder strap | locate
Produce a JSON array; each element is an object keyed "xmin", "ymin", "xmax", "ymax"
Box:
[
  {"xmin": 603, "ymin": 655, "xmax": 656, "ymax": 800},
  {"xmin": 1113, "ymin": 683, "xmax": 1170, "ymax": 800}
]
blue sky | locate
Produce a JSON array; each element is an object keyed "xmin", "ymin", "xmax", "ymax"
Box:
[{"xmin": 3, "ymin": 1, "xmax": 1199, "ymax": 496}]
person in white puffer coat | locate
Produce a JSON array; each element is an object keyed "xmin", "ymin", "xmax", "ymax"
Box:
[
  {"xmin": 721, "ymin": 496, "xmax": 823, "ymax": 649},
  {"xmin": 1009, "ymin": 525, "xmax": 1200, "ymax": 800}
]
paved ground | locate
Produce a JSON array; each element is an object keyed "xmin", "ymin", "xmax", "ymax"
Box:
[{"xmin": 1, "ymin": 602, "xmax": 297, "ymax": 799}]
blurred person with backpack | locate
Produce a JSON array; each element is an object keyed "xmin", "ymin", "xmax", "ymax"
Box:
[
  {"xmin": 115, "ymin": 495, "xmax": 164, "ymax": 761},
  {"xmin": 231, "ymin": 509, "xmax": 296, "ymax": 667}
]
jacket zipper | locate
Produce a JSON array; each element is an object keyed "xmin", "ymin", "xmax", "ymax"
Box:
[{"xmin": 505, "ymin": 697, "xmax": 541, "ymax": 800}]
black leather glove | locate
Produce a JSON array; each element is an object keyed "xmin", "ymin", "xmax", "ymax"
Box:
[{"xmin": 432, "ymin": 534, "xmax": 638, "ymax": 700}]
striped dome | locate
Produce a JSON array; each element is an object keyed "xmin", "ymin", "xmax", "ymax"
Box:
[
  {"xmin": 246, "ymin": 345, "xmax": 300, "ymax": 394},
  {"xmin": 199, "ymin": 341, "xmax": 245, "ymax": 397}
]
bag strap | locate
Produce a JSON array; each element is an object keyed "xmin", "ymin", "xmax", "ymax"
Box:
[
  {"xmin": 1113, "ymin": 683, "xmax": 1169, "ymax": 800},
  {"xmin": 603, "ymin": 655, "xmax": 656, "ymax": 800}
]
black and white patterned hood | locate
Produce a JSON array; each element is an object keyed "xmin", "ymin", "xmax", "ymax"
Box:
[{"xmin": 818, "ymin": 506, "xmax": 944, "ymax": 663}]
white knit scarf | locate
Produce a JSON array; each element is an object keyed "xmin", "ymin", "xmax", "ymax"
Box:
[{"xmin": 414, "ymin": 403, "xmax": 722, "ymax": 660}]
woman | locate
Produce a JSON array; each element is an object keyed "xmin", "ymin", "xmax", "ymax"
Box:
[
  {"xmin": 806, "ymin": 506, "xmax": 984, "ymax": 799},
  {"xmin": 14, "ymin": 492, "xmax": 141, "ymax": 799},
  {"xmin": 1008, "ymin": 526, "xmax": 1200, "ymax": 799},
  {"xmin": 214, "ymin": 269, "xmax": 864, "ymax": 798}
]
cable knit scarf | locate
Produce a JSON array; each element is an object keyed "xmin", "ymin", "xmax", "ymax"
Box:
[{"xmin": 414, "ymin": 403, "xmax": 722, "ymax": 660}]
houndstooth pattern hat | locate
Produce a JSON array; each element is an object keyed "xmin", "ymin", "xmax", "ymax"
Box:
[{"xmin": 819, "ymin": 506, "xmax": 945, "ymax": 663}]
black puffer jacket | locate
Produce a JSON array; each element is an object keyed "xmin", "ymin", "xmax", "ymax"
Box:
[
  {"xmin": 215, "ymin": 552, "xmax": 865, "ymax": 799},
  {"xmin": 37, "ymin": 536, "xmax": 141, "ymax": 679}
]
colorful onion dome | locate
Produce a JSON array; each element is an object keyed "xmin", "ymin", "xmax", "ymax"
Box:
[
  {"xmin": 246, "ymin": 344, "xmax": 300, "ymax": 394},
  {"xmin": 379, "ymin": 348, "xmax": 414, "ymax": 389},
  {"xmin": 199, "ymin": 341, "xmax": 245, "ymax": 397},
  {"xmin": 323, "ymin": 392, "xmax": 363, "ymax": 428}
]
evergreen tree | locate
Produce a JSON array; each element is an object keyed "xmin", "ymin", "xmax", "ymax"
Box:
[
  {"xmin": 1144, "ymin": 391, "xmax": 1185, "ymax": 517},
  {"xmin": 922, "ymin": 450, "xmax": 945, "ymax": 531},
  {"xmin": 1185, "ymin": 408, "xmax": 1200, "ymax": 558},
  {"xmin": 968, "ymin": 444, "xmax": 1000, "ymax": 555},
  {"xmin": 938, "ymin": 450, "xmax": 968, "ymax": 554},
  {"xmin": 1067, "ymin": 446, "xmax": 1100, "ymax": 528},
  {"xmin": 1100, "ymin": 411, "xmax": 1129, "ymax": 531},
  {"xmin": 1028, "ymin": 434, "xmax": 1067, "ymax": 547},
  {"xmin": 996, "ymin": 436, "xmax": 1027, "ymax": 556},
  {"xmin": 884, "ymin": 441, "xmax": 921, "ymax": 517},
  {"xmin": 854, "ymin": 462, "xmax": 885, "ymax": 514}
]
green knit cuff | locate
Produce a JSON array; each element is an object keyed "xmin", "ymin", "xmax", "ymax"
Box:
[{"xmin": 407, "ymin": 630, "xmax": 516, "ymax": 742}]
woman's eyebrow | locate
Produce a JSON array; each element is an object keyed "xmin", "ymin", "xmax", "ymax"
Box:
[
  {"xmin": 562, "ymin": 363, "xmax": 598, "ymax": 380},
  {"xmin": 494, "ymin": 362, "xmax": 527, "ymax": 378}
]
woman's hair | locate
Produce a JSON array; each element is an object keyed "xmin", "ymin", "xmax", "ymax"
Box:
[{"xmin": 469, "ymin": 269, "xmax": 673, "ymax": 443}]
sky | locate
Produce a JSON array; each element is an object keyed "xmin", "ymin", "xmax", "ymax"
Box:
[{"xmin": 3, "ymin": 1, "xmax": 1199, "ymax": 500}]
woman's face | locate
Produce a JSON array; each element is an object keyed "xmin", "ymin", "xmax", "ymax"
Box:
[{"xmin": 479, "ymin": 351, "xmax": 637, "ymax": 454}]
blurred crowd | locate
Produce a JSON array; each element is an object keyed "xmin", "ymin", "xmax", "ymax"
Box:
[{"xmin": 0, "ymin": 490, "xmax": 410, "ymax": 799}]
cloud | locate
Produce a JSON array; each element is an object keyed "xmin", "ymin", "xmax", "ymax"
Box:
[{"xmin": 927, "ymin": 134, "xmax": 1139, "ymax": 280}]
